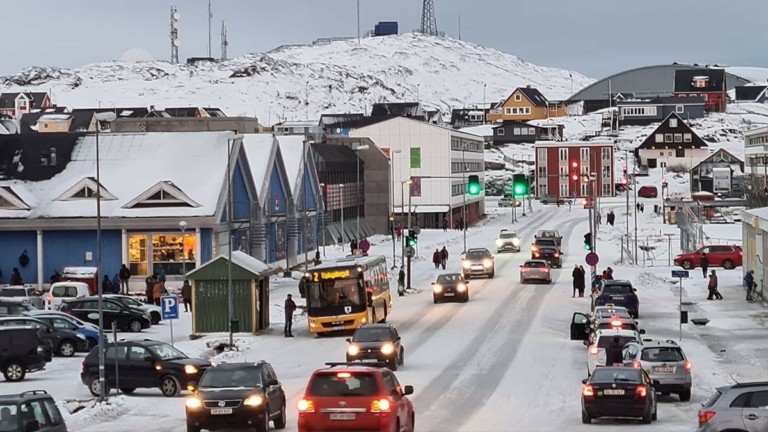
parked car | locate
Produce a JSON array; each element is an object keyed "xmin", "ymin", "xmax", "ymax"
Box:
[
  {"xmin": 81, "ymin": 339, "xmax": 210, "ymax": 397},
  {"xmin": 581, "ymin": 366, "xmax": 657, "ymax": 424},
  {"xmin": 0, "ymin": 327, "xmax": 49, "ymax": 382},
  {"xmin": 461, "ymin": 248, "xmax": 495, "ymax": 279},
  {"xmin": 674, "ymin": 245, "xmax": 743, "ymax": 270},
  {"xmin": 103, "ymin": 294, "xmax": 162, "ymax": 324},
  {"xmin": 297, "ymin": 363, "xmax": 415, "ymax": 432},
  {"xmin": 540, "ymin": 196, "xmax": 566, "ymax": 205},
  {"xmin": 185, "ymin": 361, "xmax": 287, "ymax": 432},
  {"xmin": 345, "ymin": 323, "xmax": 405, "ymax": 370},
  {"xmin": 0, "ymin": 286, "xmax": 44, "ymax": 310},
  {"xmin": 697, "ymin": 381, "xmax": 768, "ymax": 432},
  {"xmin": 0, "ymin": 317, "xmax": 89, "ymax": 357},
  {"xmin": 592, "ymin": 280, "xmax": 640, "ymax": 318},
  {"xmin": 0, "ymin": 298, "xmax": 37, "ymax": 317},
  {"xmin": 638, "ymin": 185, "xmax": 658, "ymax": 198},
  {"xmin": 45, "ymin": 282, "xmax": 91, "ymax": 310},
  {"xmin": 498, "ymin": 197, "xmax": 521, "ymax": 207},
  {"xmin": 622, "ymin": 339, "xmax": 692, "ymax": 401},
  {"xmin": 24, "ymin": 311, "xmax": 105, "ymax": 349},
  {"xmin": 59, "ymin": 296, "xmax": 151, "ymax": 332},
  {"xmin": 0, "ymin": 390, "xmax": 68, "ymax": 431}
]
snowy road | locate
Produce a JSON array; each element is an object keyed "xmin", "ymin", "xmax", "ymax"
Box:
[{"xmin": 2, "ymin": 200, "xmax": 746, "ymax": 431}]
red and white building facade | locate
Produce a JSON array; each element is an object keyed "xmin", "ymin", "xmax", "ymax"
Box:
[{"xmin": 534, "ymin": 142, "xmax": 615, "ymax": 199}]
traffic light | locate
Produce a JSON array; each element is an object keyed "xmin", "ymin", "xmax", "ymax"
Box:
[
  {"xmin": 512, "ymin": 174, "xmax": 528, "ymax": 196},
  {"xmin": 467, "ymin": 175, "xmax": 481, "ymax": 195},
  {"xmin": 407, "ymin": 229, "xmax": 418, "ymax": 246},
  {"xmin": 583, "ymin": 232, "xmax": 592, "ymax": 251}
]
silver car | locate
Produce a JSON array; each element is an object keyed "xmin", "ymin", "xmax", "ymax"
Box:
[
  {"xmin": 495, "ymin": 229, "xmax": 521, "ymax": 253},
  {"xmin": 698, "ymin": 382, "xmax": 768, "ymax": 432},
  {"xmin": 622, "ymin": 339, "xmax": 692, "ymax": 401},
  {"xmin": 519, "ymin": 260, "xmax": 551, "ymax": 284},
  {"xmin": 0, "ymin": 286, "xmax": 44, "ymax": 310},
  {"xmin": 461, "ymin": 248, "xmax": 495, "ymax": 279}
]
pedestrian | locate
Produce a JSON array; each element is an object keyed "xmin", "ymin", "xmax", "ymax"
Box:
[
  {"xmin": 605, "ymin": 336, "xmax": 624, "ymax": 366},
  {"xmin": 157, "ymin": 265, "xmax": 166, "ymax": 283},
  {"xmin": 350, "ymin": 238, "xmax": 358, "ymax": 255},
  {"xmin": 9, "ymin": 268, "xmax": 22, "ymax": 285},
  {"xmin": 571, "ymin": 265, "xmax": 580, "ymax": 297},
  {"xmin": 744, "ymin": 270, "xmax": 756, "ymax": 301},
  {"xmin": 49, "ymin": 270, "xmax": 61, "ymax": 284},
  {"xmin": 700, "ymin": 253, "xmax": 709, "ymax": 278},
  {"xmin": 608, "ymin": 211, "xmax": 615, "ymax": 226},
  {"xmin": 181, "ymin": 280, "xmax": 192, "ymax": 312},
  {"xmin": 579, "ymin": 265, "xmax": 587, "ymax": 297},
  {"xmin": 398, "ymin": 267, "xmax": 406, "ymax": 296},
  {"xmin": 606, "ymin": 267, "xmax": 614, "ymax": 280},
  {"xmin": 432, "ymin": 249, "xmax": 441, "ymax": 269},
  {"xmin": 440, "ymin": 246, "xmax": 449, "ymax": 270},
  {"xmin": 707, "ymin": 270, "xmax": 723, "ymax": 300},
  {"xmin": 396, "ymin": 224, "xmax": 402, "ymax": 239},
  {"xmin": 152, "ymin": 278, "xmax": 164, "ymax": 306},
  {"xmin": 111, "ymin": 273, "xmax": 121, "ymax": 293},
  {"xmin": 442, "ymin": 218, "xmax": 448, "ymax": 232},
  {"xmin": 284, "ymin": 294, "xmax": 297, "ymax": 337},
  {"xmin": 119, "ymin": 264, "xmax": 131, "ymax": 294},
  {"xmin": 568, "ymin": 200, "xmax": 572, "ymax": 212},
  {"xmin": 145, "ymin": 275, "xmax": 155, "ymax": 304},
  {"xmin": 101, "ymin": 275, "xmax": 112, "ymax": 294},
  {"xmin": 359, "ymin": 237, "xmax": 370, "ymax": 255},
  {"xmin": 640, "ymin": 203, "xmax": 645, "ymax": 213},
  {"xmin": 596, "ymin": 213, "xmax": 602, "ymax": 226}
]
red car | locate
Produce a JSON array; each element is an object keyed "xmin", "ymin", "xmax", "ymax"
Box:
[
  {"xmin": 638, "ymin": 186, "xmax": 658, "ymax": 198},
  {"xmin": 673, "ymin": 245, "xmax": 743, "ymax": 270},
  {"xmin": 297, "ymin": 363, "xmax": 415, "ymax": 432}
]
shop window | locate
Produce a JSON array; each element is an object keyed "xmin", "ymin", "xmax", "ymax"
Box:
[{"xmin": 128, "ymin": 233, "xmax": 197, "ymax": 277}]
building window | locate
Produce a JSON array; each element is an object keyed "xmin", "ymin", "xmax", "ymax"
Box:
[
  {"xmin": 559, "ymin": 184, "xmax": 568, "ymax": 197},
  {"xmin": 512, "ymin": 127, "xmax": 520, "ymax": 135},
  {"xmin": 602, "ymin": 147, "xmax": 611, "ymax": 161},
  {"xmin": 504, "ymin": 107, "xmax": 512, "ymax": 115},
  {"xmin": 559, "ymin": 148, "xmax": 568, "ymax": 161},
  {"xmin": 537, "ymin": 166, "xmax": 546, "ymax": 176},
  {"xmin": 559, "ymin": 166, "xmax": 568, "ymax": 176},
  {"xmin": 580, "ymin": 148, "xmax": 589, "ymax": 162},
  {"xmin": 580, "ymin": 183, "xmax": 588, "ymax": 196},
  {"xmin": 550, "ymin": 106, "xmax": 557, "ymax": 112},
  {"xmin": 664, "ymin": 134, "xmax": 673, "ymax": 143},
  {"xmin": 674, "ymin": 133, "xmax": 683, "ymax": 143},
  {"xmin": 669, "ymin": 118, "xmax": 678, "ymax": 128},
  {"xmin": 602, "ymin": 183, "xmax": 612, "ymax": 196},
  {"xmin": 692, "ymin": 77, "xmax": 709, "ymax": 88},
  {"xmin": 684, "ymin": 133, "xmax": 692, "ymax": 142},
  {"xmin": 497, "ymin": 128, "xmax": 505, "ymax": 136},
  {"xmin": 529, "ymin": 128, "xmax": 536, "ymax": 135},
  {"xmin": 538, "ymin": 183, "xmax": 547, "ymax": 197},
  {"xmin": 514, "ymin": 94, "xmax": 522, "ymax": 102},
  {"xmin": 621, "ymin": 106, "xmax": 658, "ymax": 116},
  {"xmin": 602, "ymin": 165, "xmax": 611, "ymax": 178},
  {"xmin": 538, "ymin": 148, "xmax": 547, "ymax": 162},
  {"xmin": 128, "ymin": 233, "xmax": 197, "ymax": 277},
  {"xmin": 655, "ymin": 134, "xmax": 664, "ymax": 143},
  {"xmin": 676, "ymin": 105, "xmax": 684, "ymax": 113}
]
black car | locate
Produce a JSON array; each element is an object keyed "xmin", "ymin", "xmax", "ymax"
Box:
[
  {"xmin": 0, "ymin": 327, "xmax": 49, "ymax": 382},
  {"xmin": 345, "ymin": 323, "xmax": 404, "ymax": 370},
  {"xmin": 581, "ymin": 366, "xmax": 658, "ymax": 424},
  {"xmin": 59, "ymin": 296, "xmax": 151, "ymax": 332},
  {"xmin": 185, "ymin": 361, "xmax": 287, "ymax": 432},
  {"xmin": 533, "ymin": 246, "xmax": 562, "ymax": 268},
  {"xmin": 0, "ymin": 390, "xmax": 68, "ymax": 431},
  {"xmin": 0, "ymin": 298, "xmax": 37, "ymax": 317},
  {"xmin": 80, "ymin": 339, "xmax": 210, "ymax": 397},
  {"xmin": 0, "ymin": 317, "xmax": 89, "ymax": 357},
  {"xmin": 431, "ymin": 273, "xmax": 469, "ymax": 303}
]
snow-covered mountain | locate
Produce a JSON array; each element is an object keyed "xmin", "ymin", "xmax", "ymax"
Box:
[{"xmin": 0, "ymin": 33, "xmax": 592, "ymax": 123}]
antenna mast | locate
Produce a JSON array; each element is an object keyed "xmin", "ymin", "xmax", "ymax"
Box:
[
  {"xmin": 220, "ymin": 20, "xmax": 228, "ymax": 60},
  {"xmin": 207, "ymin": 0, "xmax": 213, "ymax": 57},
  {"xmin": 170, "ymin": 6, "xmax": 180, "ymax": 64},
  {"xmin": 420, "ymin": 0, "xmax": 438, "ymax": 36}
]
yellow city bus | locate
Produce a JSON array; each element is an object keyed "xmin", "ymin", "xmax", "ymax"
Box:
[{"xmin": 303, "ymin": 255, "xmax": 392, "ymax": 335}]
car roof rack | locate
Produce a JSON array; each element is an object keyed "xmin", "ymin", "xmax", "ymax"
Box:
[
  {"xmin": 324, "ymin": 361, "xmax": 388, "ymax": 368},
  {"xmin": 20, "ymin": 390, "xmax": 48, "ymax": 396}
]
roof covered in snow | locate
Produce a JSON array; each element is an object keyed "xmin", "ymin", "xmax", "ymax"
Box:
[
  {"xmin": 276, "ymin": 135, "xmax": 305, "ymax": 197},
  {"xmin": 242, "ymin": 134, "xmax": 277, "ymax": 198}
]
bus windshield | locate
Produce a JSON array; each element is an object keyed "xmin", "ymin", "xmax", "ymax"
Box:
[{"xmin": 307, "ymin": 278, "xmax": 365, "ymax": 309}]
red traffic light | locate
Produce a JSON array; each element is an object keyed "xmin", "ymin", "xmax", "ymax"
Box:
[
  {"xmin": 572, "ymin": 174, "xmax": 578, "ymax": 181},
  {"xmin": 571, "ymin": 161, "xmax": 578, "ymax": 168}
]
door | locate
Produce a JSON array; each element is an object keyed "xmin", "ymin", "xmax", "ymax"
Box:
[
  {"xmin": 100, "ymin": 300, "xmax": 124, "ymax": 329},
  {"xmin": 263, "ymin": 365, "xmax": 282, "ymax": 416},
  {"xmin": 123, "ymin": 345, "xmax": 157, "ymax": 387},
  {"xmin": 742, "ymin": 390, "xmax": 768, "ymax": 432},
  {"xmin": 709, "ymin": 245, "xmax": 730, "ymax": 267},
  {"xmin": 570, "ymin": 312, "xmax": 590, "ymax": 340},
  {"xmin": 384, "ymin": 372, "xmax": 408, "ymax": 426}
]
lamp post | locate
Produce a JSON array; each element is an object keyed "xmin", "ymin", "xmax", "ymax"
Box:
[
  {"xmin": 93, "ymin": 111, "xmax": 116, "ymax": 402},
  {"xmin": 483, "ymin": 84, "xmax": 487, "ymax": 124},
  {"xmin": 339, "ymin": 184, "xmax": 345, "ymax": 246},
  {"xmin": 179, "ymin": 221, "xmax": 187, "ymax": 280},
  {"xmin": 400, "ymin": 179, "xmax": 412, "ymax": 266},
  {"xmin": 353, "ymin": 143, "xmax": 370, "ymax": 241},
  {"xmin": 461, "ymin": 145, "xmax": 468, "ymax": 253},
  {"xmin": 319, "ymin": 183, "xmax": 326, "ymax": 257},
  {"xmin": 389, "ymin": 149, "xmax": 402, "ymax": 269},
  {"xmin": 226, "ymin": 133, "xmax": 244, "ymax": 349}
]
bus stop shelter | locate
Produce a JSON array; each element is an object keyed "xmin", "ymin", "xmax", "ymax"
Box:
[{"xmin": 186, "ymin": 251, "xmax": 276, "ymax": 335}]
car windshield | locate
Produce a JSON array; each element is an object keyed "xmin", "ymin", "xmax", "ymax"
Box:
[
  {"xmin": 603, "ymin": 285, "xmax": 633, "ymax": 294},
  {"xmin": 199, "ymin": 367, "xmax": 262, "ymax": 388},
  {"xmin": 436, "ymin": 274, "xmax": 463, "ymax": 284},
  {"xmin": 536, "ymin": 239, "xmax": 556, "ymax": 245},
  {"xmin": 465, "ymin": 250, "xmax": 488, "ymax": 259},
  {"xmin": 120, "ymin": 297, "xmax": 143, "ymax": 307},
  {"xmin": 308, "ymin": 372, "xmax": 379, "ymax": 396},
  {"xmin": 524, "ymin": 262, "xmax": 547, "ymax": 268},
  {"xmin": 500, "ymin": 233, "xmax": 517, "ymax": 239},
  {"xmin": 148, "ymin": 343, "xmax": 188, "ymax": 361},
  {"xmin": 307, "ymin": 279, "xmax": 365, "ymax": 309},
  {"xmin": 641, "ymin": 347, "xmax": 684, "ymax": 362},
  {"xmin": 597, "ymin": 336, "xmax": 636, "ymax": 348},
  {"xmin": 596, "ymin": 309, "xmax": 631, "ymax": 319},
  {"xmin": 353, "ymin": 327, "xmax": 393, "ymax": 342},
  {"xmin": 590, "ymin": 368, "xmax": 641, "ymax": 383},
  {"xmin": 0, "ymin": 288, "xmax": 28, "ymax": 297},
  {"xmin": 0, "ymin": 403, "xmax": 18, "ymax": 431}
]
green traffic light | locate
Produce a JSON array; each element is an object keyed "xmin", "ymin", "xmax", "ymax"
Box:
[
  {"xmin": 513, "ymin": 184, "xmax": 525, "ymax": 195},
  {"xmin": 407, "ymin": 237, "xmax": 417, "ymax": 246},
  {"xmin": 468, "ymin": 184, "xmax": 480, "ymax": 195},
  {"xmin": 583, "ymin": 243, "xmax": 590, "ymax": 250}
]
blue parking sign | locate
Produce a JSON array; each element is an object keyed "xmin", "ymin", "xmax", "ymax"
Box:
[{"xmin": 161, "ymin": 296, "xmax": 179, "ymax": 320}]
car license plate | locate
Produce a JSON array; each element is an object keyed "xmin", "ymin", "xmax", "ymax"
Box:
[
  {"xmin": 444, "ymin": 293, "xmax": 455, "ymax": 296},
  {"xmin": 211, "ymin": 408, "xmax": 232, "ymax": 415},
  {"xmin": 603, "ymin": 389, "xmax": 625, "ymax": 395},
  {"xmin": 471, "ymin": 265, "xmax": 482, "ymax": 270},
  {"xmin": 653, "ymin": 366, "xmax": 675, "ymax": 373},
  {"xmin": 611, "ymin": 296, "xmax": 624, "ymax": 300},
  {"xmin": 330, "ymin": 413, "xmax": 356, "ymax": 420},
  {"xmin": 333, "ymin": 326, "xmax": 345, "ymax": 330}
]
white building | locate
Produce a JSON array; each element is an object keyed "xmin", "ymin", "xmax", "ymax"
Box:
[
  {"xmin": 634, "ymin": 112, "xmax": 709, "ymax": 169},
  {"xmin": 744, "ymin": 126, "xmax": 768, "ymax": 178},
  {"xmin": 349, "ymin": 117, "xmax": 485, "ymax": 229}
]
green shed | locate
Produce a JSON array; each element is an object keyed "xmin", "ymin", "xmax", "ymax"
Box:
[{"xmin": 186, "ymin": 250, "xmax": 276, "ymax": 334}]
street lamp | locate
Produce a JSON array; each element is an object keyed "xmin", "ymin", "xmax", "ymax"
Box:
[
  {"xmin": 400, "ymin": 179, "xmax": 412, "ymax": 265},
  {"xmin": 93, "ymin": 110, "xmax": 116, "ymax": 402},
  {"xmin": 339, "ymin": 184, "xmax": 345, "ymax": 247},
  {"xmin": 461, "ymin": 145, "xmax": 468, "ymax": 253},
  {"xmin": 226, "ymin": 133, "xmax": 244, "ymax": 349},
  {"xmin": 352, "ymin": 143, "xmax": 370, "ymax": 241},
  {"xmin": 179, "ymin": 221, "xmax": 187, "ymax": 280},
  {"xmin": 319, "ymin": 183, "xmax": 326, "ymax": 257},
  {"xmin": 389, "ymin": 149, "xmax": 402, "ymax": 269}
]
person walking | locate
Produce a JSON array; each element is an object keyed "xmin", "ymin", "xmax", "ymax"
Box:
[
  {"xmin": 578, "ymin": 265, "xmax": 587, "ymax": 297},
  {"xmin": 181, "ymin": 280, "xmax": 192, "ymax": 312},
  {"xmin": 442, "ymin": 218, "xmax": 448, "ymax": 232},
  {"xmin": 398, "ymin": 267, "xmax": 406, "ymax": 296},
  {"xmin": 9, "ymin": 268, "xmax": 22, "ymax": 285},
  {"xmin": 144, "ymin": 275, "xmax": 155, "ymax": 304},
  {"xmin": 101, "ymin": 275, "xmax": 112, "ymax": 294},
  {"xmin": 350, "ymin": 238, "xmax": 358, "ymax": 256},
  {"xmin": 119, "ymin": 264, "xmax": 131, "ymax": 294},
  {"xmin": 568, "ymin": 200, "xmax": 572, "ymax": 212},
  {"xmin": 152, "ymin": 278, "xmax": 164, "ymax": 306},
  {"xmin": 744, "ymin": 270, "xmax": 756, "ymax": 302},
  {"xmin": 440, "ymin": 246, "xmax": 449, "ymax": 270},
  {"xmin": 707, "ymin": 270, "xmax": 723, "ymax": 300},
  {"xmin": 571, "ymin": 265, "xmax": 580, "ymax": 297},
  {"xmin": 432, "ymin": 249, "xmax": 441, "ymax": 269},
  {"xmin": 284, "ymin": 294, "xmax": 297, "ymax": 337},
  {"xmin": 111, "ymin": 273, "xmax": 121, "ymax": 293},
  {"xmin": 359, "ymin": 238, "xmax": 371, "ymax": 256},
  {"xmin": 700, "ymin": 253, "xmax": 709, "ymax": 278}
]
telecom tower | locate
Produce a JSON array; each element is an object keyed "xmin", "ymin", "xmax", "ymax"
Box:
[
  {"xmin": 420, "ymin": 0, "xmax": 438, "ymax": 36},
  {"xmin": 170, "ymin": 6, "xmax": 180, "ymax": 64},
  {"xmin": 220, "ymin": 21, "xmax": 228, "ymax": 60}
]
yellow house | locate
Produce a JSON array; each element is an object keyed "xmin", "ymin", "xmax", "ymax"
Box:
[
  {"xmin": 487, "ymin": 86, "xmax": 567, "ymax": 122},
  {"xmin": 36, "ymin": 113, "xmax": 73, "ymax": 133}
]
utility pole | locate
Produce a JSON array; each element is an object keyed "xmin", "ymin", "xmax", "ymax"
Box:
[
  {"xmin": 406, "ymin": 187, "xmax": 413, "ymax": 291},
  {"xmin": 356, "ymin": 0, "xmax": 361, "ymax": 44},
  {"xmin": 220, "ymin": 20, "xmax": 228, "ymax": 60},
  {"xmin": 207, "ymin": 0, "xmax": 212, "ymax": 58}
]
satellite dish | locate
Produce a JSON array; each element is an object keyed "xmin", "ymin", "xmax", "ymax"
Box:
[
  {"xmin": 173, "ymin": 39, "xmax": 180, "ymax": 46},
  {"xmin": 172, "ymin": 22, "xmax": 180, "ymax": 29},
  {"xmin": 173, "ymin": 12, "xmax": 180, "ymax": 19}
]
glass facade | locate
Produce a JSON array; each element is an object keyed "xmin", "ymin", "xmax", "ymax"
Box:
[{"xmin": 128, "ymin": 233, "xmax": 197, "ymax": 277}]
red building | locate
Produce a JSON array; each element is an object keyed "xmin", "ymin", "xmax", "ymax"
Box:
[
  {"xmin": 534, "ymin": 142, "xmax": 615, "ymax": 200},
  {"xmin": 673, "ymin": 69, "xmax": 727, "ymax": 113}
]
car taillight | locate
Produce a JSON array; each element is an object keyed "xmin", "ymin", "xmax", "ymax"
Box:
[
  {"xmin": 542, "ymin": 268, "xmax": 550, "ymax": 272},
  {"xmin": 371, "ymin": 398, "xmax": 391, "ymax": 412},
  {"xmin": 554, "ymin": 253, "xmax": 560, "ymax": 257},
  {"xmin": 699, "ymin": 410, "xmax": 716, "ymax": 425},
  {"xmin": 533, "ymin": 253, "xmax": 540, "ymax": 257},
  {"xmin": 636, "ymin": 386, "xmax": 647, "ymax": 398},
  {"xmin": 611, "ymin": 320, "xmax": 622, "ymax": 327},
  {"xmin": 684, "ymin": 360, "xmax": 692, "ymax": 371},
  {"xmin": 589, "ymin": 345, "xmax": 598, "ymax": 355},
  {"xmin": 81, "ymin": 361, "xmax": 86, "ymax": 374},
  {"xmin": 631, "ymin": 361, "xmax": 641, "ymax": 369},
  {"xmin": 297, "ymin": 399, "xmax": 315, "ymax": 413},
  {"xmin": 582, "ymin": 385, "xmax": 594, "ymax": 397}
]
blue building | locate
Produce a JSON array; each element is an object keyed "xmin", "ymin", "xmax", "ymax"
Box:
[{"xmin": 617, "ymin": 96, "xmax": 706, "ymax": 126}]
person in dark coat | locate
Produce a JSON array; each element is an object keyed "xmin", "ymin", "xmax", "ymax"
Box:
[
  {"xmin": 181, "ymin": 280, "xmax": 192, "ymax": 312},
  {"xmin": 707, "ymin": 270, "xmax": 722, "ymax": 300},
  {"xmin": 700, "ymin": 253, "xmax": 709, "ymax": 278},
  {"xmin": 440, "ymin": 246, "xmax": 449, "ymax": 270},
  {"xmin": 284, "ymin": 294, "xmax": 297, "ymax": 337},
  {"xmin": 101, "ymin": 276, "xmax": 112, "ymax": 294},
  {"xmin": 579, "ymin": 265, "xmax": 587, "ymax": 297},
  {"xmin": 119, "ymin": 264, "xmax": 131, "ymax": 294},
  {"xmin": 9, "ymin": 268, "xmax": 22, "ymax": 285},
  {"xmin": 398, "ymin": 267, "xmax": 406, "ymax": 296},
  {"xmin": 432, "ymin": 249, "xmax": 441, "ymax": 269},
  {"xmin": 605, "ymin": 336, "xmax": 624, "ymax": 366},
  {"xmin": 571, "ymin": 265, "xmax": 580, "ymax": 298},
  {"xmin": 442, "ymin": 218, "xmax": 448, "ymax": 232},
  {"xmin": 745, "ymin": 270, "xmax": 756, "ymax": 301},
  {"xmin": 350, "ymin": 239, "xmax": 358, "ymax": 255},
  {"xmin": 144, "ymin": 275, "xmax": 156, "ymax": 304},
  {"xmin": 49, "ymin": 270, "xmax": 61, "ymax": 284}
]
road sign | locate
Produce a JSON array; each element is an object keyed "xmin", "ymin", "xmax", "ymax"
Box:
[
  {"xmin": 672, "ymin": 270, "xmax": 689, "ymax": 278},
  {"xmin": 405, "ymin": 246, "xmax": 416, "ymax": 258},
  {"xmin": 410, "ymin": 226, "xmax": 421, "ymax": 235},
  {"xmin": 585, "ymin": 252, "xmax": 599, "ymax": 266},
  {"xmin": 161, "ymin": 295, "xmax": 179, "ymax": 320}
]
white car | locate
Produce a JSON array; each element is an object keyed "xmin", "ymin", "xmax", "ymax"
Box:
[
  {"xmin": 586, "ymin": 328, "xmax": 642, "ymax": 376},
  {"xmin": 495, "ymin": 229, "xmax": 521, "ymax": 253},
  {"xmin": 46, "ymin": 281, "xmax": 91, "ymax": 310}
]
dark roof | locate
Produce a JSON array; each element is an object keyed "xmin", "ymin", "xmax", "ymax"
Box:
[
  {"xmin": 163, "ymin": 107, "xmax": 227, "ymax": 117},
  {"xmin": 735, "ymin": 85, "xmax": 768, "ymax": 101},
  {"xmin": 517, "ymin": 87, "xmax": 550, "ymax": 107},
  {"xmin": 0, "ymin": 133, "xmax": 86, "ymax": 181},
  {"xmin": 311, "ymin": 143, "xmax": 359, "ymax": 170},
  {"xmin": 322, "ymin": 115, "xmax": 402, "ymax": 131},
  {"xmin": 674, "ymin": 69, "xmax": 726, "ymax": 92},
  {"xmin": 18, "ymin": 112, "xmax": 45, "ymax": 134},
  {"xmin": 636, "ymin": 113, "xmax": 708, "ymax": 151},
  {"xmin": 370, "ymin": 102, "xmax": 424, "ymax": 118},
  {"xmin": 319, "ymin": 113, "xmax": 367, "ymax": 129},
  {"xmin": 617, "ymin": 96, "xmax": 705, "ymax": 106},
  {"xmin": 0, "ymin": 92, "xmax": 49, "ymax": 110}
]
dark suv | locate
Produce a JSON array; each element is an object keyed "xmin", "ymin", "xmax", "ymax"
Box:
[
  {"xmin": 0, "ymin": 327, "xmax": 49, "ymax": 382},
  {"xmin": 185, "ymin": 361, "xmax": 287, "ymax": 432},
  {"xmin": 593, "ymin": 280, "xmax": 640, "ymax": 318},
  {"xmin": 60, "ymin": 296, "xmax": 151, "ymax": 332},
  {"xmin": 0, "ymin": 317, "xmax": 89, "ymax": 357},
  {"xmin": 345, "ymin": 323, "xmax": 404, "ymax": 370},
  {"xmin": 0, "ymin": 390, "xmax": 68, "ymax": 431},
  {"xmin": 80, "ymin": 339, "xmax": 210, "ymax": 397}
]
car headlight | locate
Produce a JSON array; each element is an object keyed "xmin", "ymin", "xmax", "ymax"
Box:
[
  {"xmin": 456, "ymin": 283, "xmax": 466, "ymax": 292},
  {"xmin": 483, "ymin": 259, "xmax": 493, "ymax": 268},
  {"xmin": 244, "ymin": 394, "xmax": 264, "ymax": 406},
  {"xmin": 381, "ymin": 343, "xmax": 395, "ymax": 355},
  {"xmin": 512, "ymin": 238, "xmax": 520, "ymax": 246},
  {"xmin": 184, "ymin": 365, "xmax": 199, "ymax": 374},
  {"xmin": 495, "ymin": 239, "xmax": 503, "ymax": 247},
  {"xmin": 462, "ymin": 261, "xmax": 471, "ymax": 269},
  {"xmin": 347, "ymin": 345, "xmax": 360, "ymax": 356},
  {"xmin": 185, "ymin": 397, "xmax": 203, "ymax": 409},
  {"xmin": 432, "ymin": 284, "xmax": 443, "ymax": 293}
]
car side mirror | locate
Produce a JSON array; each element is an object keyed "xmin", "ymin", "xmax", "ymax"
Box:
[
  {"xmin": 403, "ymin": 385, "xmax": 414, "ymax": 395},
  {"xmin": 431, "ymin": 282, "xmax": 435, "ymax": 285},
  {"xmin": 639, "ymin": 329, "xmax": 646, "ymax": 334},
  {"xmin": 143, "ymin": 355, "xmax": 153, "ymax": 362},
  {"xmin": 582, "ymin": 340, "xmax": 589, "ymax": 346},
  {"xmin": 24, "ymin": 420, "xmax": 40, "ymax": 432},
  {"xmin": 581, "ymin": 379, "xmax": 588, "ymax": 385},
  {"xmin": 267, "ymin": 379, "xmax": 279, "ymax": 387},
  {"xmin": 345, "ymin": 338, "xmax": 351, "ymax": 344},
  {"xmin": 652, "ymin": 380, "xmax": 661, "ymax": 387}
]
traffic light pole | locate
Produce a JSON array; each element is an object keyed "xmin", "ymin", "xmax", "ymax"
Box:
[{"xmin": 407, "ymin": 191, "xmax": 413, "ymax": 291}]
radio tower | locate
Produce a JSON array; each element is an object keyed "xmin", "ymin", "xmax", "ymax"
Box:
[
  {"xmin": 420, "ymin": 0, "xmax": 438, "ymax": 36},
  {"xmin": 220, "ymin": 21, "xmax": 228, "ymax": 60},
  {"xmin": 170, "ymin": 6, "xmax": 180, "ymax": 64}
]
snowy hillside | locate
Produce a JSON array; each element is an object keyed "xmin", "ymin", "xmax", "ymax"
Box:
[{"xmin": 0, "ymin": 33, "xmax": 592, "ymax": 124}]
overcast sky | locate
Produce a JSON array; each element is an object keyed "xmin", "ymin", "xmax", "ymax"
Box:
[{"xmin": 3, "ymin": 0, "xmax": 767, "ymax": 78}]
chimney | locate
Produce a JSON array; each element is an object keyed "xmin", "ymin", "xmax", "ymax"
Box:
[{"xmin": 526, "ymin": 85, "xmax": 531, "ymax": 88}]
